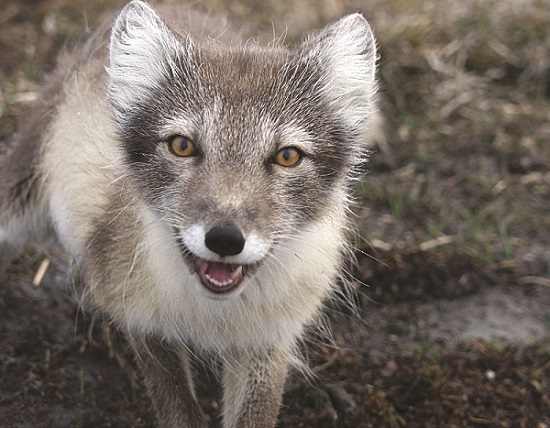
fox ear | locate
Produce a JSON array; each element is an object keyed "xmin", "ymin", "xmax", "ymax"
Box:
[
  {"xmin": 108, "ymin": 1, "xmax": 187, "ymax": 118},
  {"xmin": 301, "ymin": 14, "xmax": 378, "ymax": 131}
]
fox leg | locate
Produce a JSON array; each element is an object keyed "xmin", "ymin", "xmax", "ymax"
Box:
[
  {"xmin": 221, "ymin": 347, "xmax": 290, "ymax": 428},
  {"xmin": 0, "ymin": 141, "xmax": 48, "ymax": 274},
  {"xmin": 131, "ymin": 336, "xmax": 208, "ymax": 428}
]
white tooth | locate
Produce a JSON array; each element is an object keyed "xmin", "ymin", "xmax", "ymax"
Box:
[
  {"xmin": 231, "ymin": 265, "xmax": 243, "ymax": 279},
  {"xmin": 205, "ymin": 274, "xmax": 233, "ymax": 287}
]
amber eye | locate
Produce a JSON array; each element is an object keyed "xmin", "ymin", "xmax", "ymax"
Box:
[
  {"xmin": 273, "ymin": 147, "xmax": 303, "ymax": 167},
  {"xmin": 168, "ymin": 135, "xmax": 197, "ymax": 157}
]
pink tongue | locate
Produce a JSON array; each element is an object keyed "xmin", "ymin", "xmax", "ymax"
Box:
[{"xmin": 206, "ymin": 261, "xmax": 234, "ymax": 282}]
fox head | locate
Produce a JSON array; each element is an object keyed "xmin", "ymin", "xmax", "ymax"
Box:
[{"xmin": 107, "ymin": 1, "xmax": 377, "ymax": 299}]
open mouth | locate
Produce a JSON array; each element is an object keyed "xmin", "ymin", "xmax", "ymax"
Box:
[
  {"xmin": 174, "ymin": 228, "xmax": 266, "ymax": 296},
  {"xmin": 193, "ymin": 256, "xmax": 245, "ymax": 294}
]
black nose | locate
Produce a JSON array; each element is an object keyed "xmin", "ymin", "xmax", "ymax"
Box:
[{"xmin": 204, "ymin": 223, "xmax": 245, "ymax": 257}]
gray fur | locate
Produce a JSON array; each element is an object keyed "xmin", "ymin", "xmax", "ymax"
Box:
[{"xmin": 0, "ymin": 1, "xmax": 378, "ymax": 426}]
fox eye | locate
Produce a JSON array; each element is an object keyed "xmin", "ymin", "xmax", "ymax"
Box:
[
  {"xmin": 168, "ymin": 135, "xmax": 197, "ymax": 157},
  {"xmin": 273, "ymin": 147, "xmax": 303, "ymax": 167}
]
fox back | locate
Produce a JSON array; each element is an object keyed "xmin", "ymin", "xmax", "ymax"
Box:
[{"xmin": 0, "ymin": 2, "xmax": 377, "ymax": 426}]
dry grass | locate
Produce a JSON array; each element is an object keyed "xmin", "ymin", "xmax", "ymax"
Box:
[{"xmin": 353, "ymin": 0, "xmax": 550, "ymax": 273}]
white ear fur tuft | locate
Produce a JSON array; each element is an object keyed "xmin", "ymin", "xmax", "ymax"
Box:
[
  {"xmin": 108, "ymin": 1, "xmax": 184, "ymax": 117},
  {"xmin": 303, "ymin": 14, "xmax": 378, "ymax": 132}
]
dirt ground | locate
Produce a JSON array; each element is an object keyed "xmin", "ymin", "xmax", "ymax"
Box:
[{"xmin": 1, "ymin": 0, "xmax": 549, "ymax": 427}]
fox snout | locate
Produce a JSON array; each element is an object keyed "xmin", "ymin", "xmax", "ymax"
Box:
[{"xmin": 176, "ymin": 222, "xmax": 271, "ymax": 297}]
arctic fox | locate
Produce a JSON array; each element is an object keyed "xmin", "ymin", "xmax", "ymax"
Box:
[{"xmin": 0, "ymin": 1, "xmax": 377, "ymax": 426}]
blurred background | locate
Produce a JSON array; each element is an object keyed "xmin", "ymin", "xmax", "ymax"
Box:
[{"xmin": 1, "ymin": 1, "xmax": 549, "ymax": 426}]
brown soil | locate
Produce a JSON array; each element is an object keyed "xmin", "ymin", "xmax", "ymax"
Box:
[
  {"xmin": 1, "ymin": 1, "xmax": 549, "ymax": 427},
  {"xmin": 2, "ymin": 250, "xmax": 549, "ymax": 427}
]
